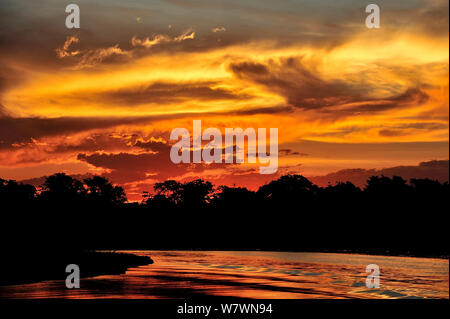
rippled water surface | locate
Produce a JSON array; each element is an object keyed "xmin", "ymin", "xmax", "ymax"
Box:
[{"xmin": 1, "ymin": 251, "xmax": 448, "ymax": 299}]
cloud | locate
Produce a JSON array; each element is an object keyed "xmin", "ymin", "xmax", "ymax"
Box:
[
  {"xmin": 0, "ymin": 104, "xmax": 10, "ymax": 117},
  {"xmin": 228, "ymin": 58, "xmax": 365, "ymax": 110},
  {"xmin": 75, "ymin": 45, "xmax": 130, "ymax": 69},
  {"xmin": 309, "ymin": 160, "xmax": 449, "ymax": 187},
  {"xmin": 49, "ymin": 133, "xmax": 137, "ymax": 154},
  {"xmin": 131, "ymin": 34, "xmax": 172, "ymax": 48},
  {"xmin": 55, "ymin": 36, "xmax": 130, "ymax": 69},
  {"xmin": 77, "ymin": 146, "xmax": 211, "ymax": 184},
  {"xmin": 131, "ymin": 28, "xmax": 195, "ymax": 48},
  {"xmin": 133, "ymin": 139, "xmax": 169, "ymax": 152},
  {"xmin": 378, "ymin": 129, "xmax": 408, "ymax": 137},
  {"xmin": 386, "ymin": 0, "xmax": 449, "ymax": 37},
  {"xmin": 0, "ymin": 114, "xmax": 176, "ymax": 150},
  {"xmin": 227, "ymin": 105, "xmax": 293, "ymax": 116},
  {"xmin": 379, "ymin": 122, "xmax": 448, "ymax": 137},
  {"xmin": 279, "ymin": 149, "xmax": 308, "ymax": 157},
  {"xmin": 54, "ymin": 28, "xmax": 196, "ymax": 69},
  {"xmin": 55, "ymin": 36, "xmax": 80, "ymax": 58},
  {"xmin": 76, "ymin": 151, "xmax": 178, "ymax": 183},
  {"xmin": 0, "ymin": 103, "xmax": 295, "ymax": 152},
  {"xmin": 91, "ymin": 81, "xmax": 252, "ymax": 106},
  {"xmin": 341, "ymin": 88, "xmax": 430, "ymax": 114},
  {"xmin": 228, "ymin": 57, "xmax": 431, "ymax": 115},
  {"xmin": 212, "ymin": 26, "xmax": 226, "ymax": 33},
  {"xmin": 75, "ymin": 139, "xmax": 267, "ymax": 186},
  {"xmin": 174, "ymin": 28, "xmax": 196, "ymax": 42}
]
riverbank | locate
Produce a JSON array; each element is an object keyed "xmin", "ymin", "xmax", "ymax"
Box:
[{"xmin": 0, "ymin": 251, "xmax": 153, "ymax": 287}]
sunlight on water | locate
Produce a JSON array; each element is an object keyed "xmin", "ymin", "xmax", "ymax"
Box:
[{"xmin": 1, "ymin": 251, "xmax": 448, "ymax": 299}]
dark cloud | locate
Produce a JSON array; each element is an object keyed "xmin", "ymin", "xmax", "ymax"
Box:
[
  {"xmin": 228, "ymin": 58, "xmax": 365, "ymax": 110},
  {"xmin": 379, "ymin": 129, "xmax": 408, "ymax": 137},
  {"xmin": 134, "ymin": 140, "xmax": 170, "ymax": 152},
  {"xmin": 383, "ymin": 0, "xmax": 449, "ymax": 37},
  {"xmin": 279, "ymin": 149, "xmax": 308, "ymax": 157},
  {"xmin": 77, "ymin": 151, "xmax": 183, "ymax": 183},
  {"xmin": 344, "ymin": 88, "xmax": 429, "ymax": 113},
  {"xmin": 76, "ymin": 148, "xmax": 227, "ymax": 184},
  {"xmin": 227, "ymin": 105, "xmax": 293, "ymax": 116},
  {"xmin": 0, "ymin": 104, "xmax": 293, "ymax": 151},
  {"xmin": 0, "ymin": 65, "xmax": 28, "ymax": 99},
  {"xmin": 417, "ymin": 2, "xmax": 449, "ymax": 36},
  {"xmin": 0, "ymin": 114, "xmax": 176, "ymax": 149},
  {"xmin": 230, "ymin": 62, "xmax": 269, "ymax": 75},
  {"xmin": 0, "ymin": 104, "xmax": 9, "ymax": 117},
  {"xmin": 88, "ymin": 82, "xmax": 252, "ymax": 106},
  {"xmin": 378, "ymin": 122, "xmax": 448, "ymax": 137},
  {"xmin": 76, "ymin": 140, "xmax": 254, "ymax": 185},
  {"xmin": 228, "ymin": 58, "xmax": 430, "ymax": 114},
  {"xmin": 49, "ymin": 133, "xmax": 137, "ymax": 154},
  {"xmin": 309, "ymin": 160, "xmax": 449, "ymax": 187}
]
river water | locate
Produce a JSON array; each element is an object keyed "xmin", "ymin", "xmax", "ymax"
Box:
[{"xmin": 1, "ymin": 251, "xmax": 448, "ymax": 299}]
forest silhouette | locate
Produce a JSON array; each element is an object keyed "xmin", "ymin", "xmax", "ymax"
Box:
[{"xmin": 0, "ymin": 173, "xmax": 448, "ymax": 258}]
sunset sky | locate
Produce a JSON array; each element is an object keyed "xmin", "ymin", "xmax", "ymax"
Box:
[{"xmin": 0, "ymin": 0, "xmax": 448, "ymax": 200}]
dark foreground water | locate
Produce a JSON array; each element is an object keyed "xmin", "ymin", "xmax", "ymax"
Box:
[{"xmin": 1, "ymin": 251, "xmax": 448, "ymax": 299}]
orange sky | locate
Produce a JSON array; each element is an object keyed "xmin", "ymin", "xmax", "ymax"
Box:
[{"xmin": 0, "ymin": 0, "xmax": 448, "ymax": 200}]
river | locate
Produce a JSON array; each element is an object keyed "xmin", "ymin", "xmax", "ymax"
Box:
[{"xmin": 1, "ymin": 251, "xmax": 448, "ymax": 299}]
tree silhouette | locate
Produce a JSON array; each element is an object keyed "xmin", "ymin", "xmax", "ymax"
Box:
[
  {"xmin": 180, "ymin": 179, "xmax": 213, "ymax": 208},
  {"xmin": 39, "ymin": 173, "xmax": 86, "ymax": 204},
  {"xmin": 84, "ymin": 176, "xmax": 127, "ymax": 206},
  {"xmin": 0, "ymin": 179, "xmax": 36, "ymax": 206},
  {"xmin": 212, "ymin": 186, "xmax": 257, "ymax": 208},
  {"xmin": 151, "ymin": 179, "xmax": 213, "ymax": 208},
  {"xmin": 257, "ymin": 174, "xmax": 318, "ymax": 204},
  {"xmin": 410, "ymin": 178, "xmax": 447, "ymax": 195},
  {"xmin": 319, "ymin": 181, "xmax": 361, "ymax": 203},
  {"xmin": 153, "ymin": 180, "xmax": 183, "ymax": 204},
  {"xmin": 365, "ymin": 175, "xmax": 411, "ymax": 195},
  {"xmin": 144, "ymin": 193, "xmax": 177, "ymax": 210}
]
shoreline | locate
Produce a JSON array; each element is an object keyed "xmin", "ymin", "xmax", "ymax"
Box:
[{"xmin": 0, "ymin": 251, "xmax": 153, "ymax": 287}]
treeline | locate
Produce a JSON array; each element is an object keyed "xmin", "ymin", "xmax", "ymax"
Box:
[
  {"xmin": 1, "ymin": 174, "xmax": 126, "ymax": 208},
  {"xmin": 1, "ymin": 173, "xmax": 448, "ymax": 257},
  {"xmin": 2, "ymin": 173, "xmax": 448, "ymax": 210}
]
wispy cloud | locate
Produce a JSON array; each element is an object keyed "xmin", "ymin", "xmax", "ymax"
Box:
[
  {"xmin": 212, "ymin": 26, "xmax": 226, "ymax": 33},
  {"xmin": 131, "ymin": 28, "xmax": 195, "ymax": 48},
  {"xmin": 56, "ymin": 36, "xmax": 80, "ymax": 58},
  {"xmin": 56, "ymin": 36, "xmax": 130, "ymax": 69},
  {"xmin": 131, "ymin": 34, "xmax": 172, "ymax": 48},
  {"xmin": 75, "ymin": 45, "xmax": 130, "ymax": 69},
  {"xmin": 174, "ymin": 28, "xmax": 195, "ymax": 42}
]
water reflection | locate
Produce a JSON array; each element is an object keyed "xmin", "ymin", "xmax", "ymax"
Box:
[{"xmin": 1, "ymin": 251, "xmax": 448, "ymax": 299}]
